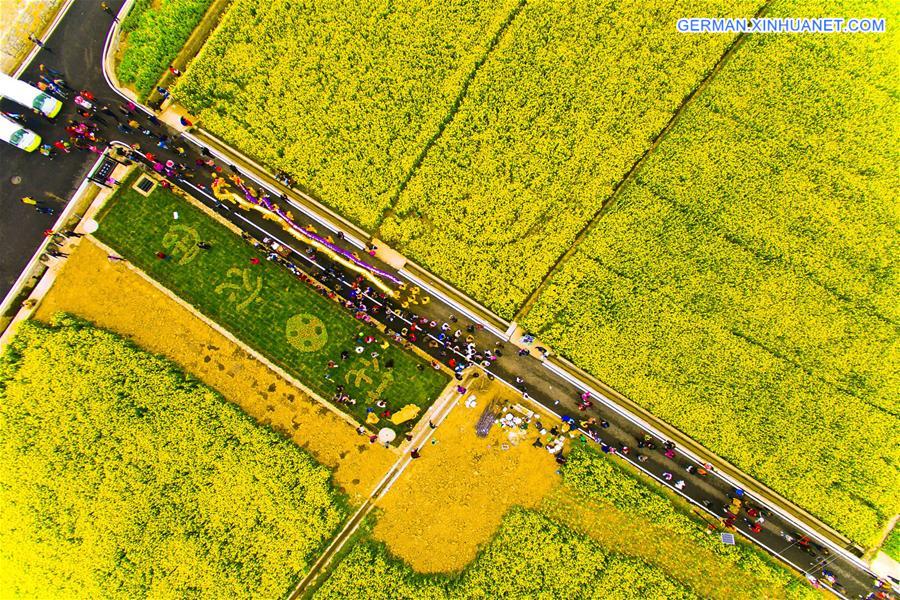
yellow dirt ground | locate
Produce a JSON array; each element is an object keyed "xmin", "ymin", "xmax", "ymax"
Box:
[
  {"xmin": 34, "ymin": 241, "xmax": 394, "ymax": 504},
  {"xmin": 371, "ymin": 381, "xmax": 562, "ymax": 573}
]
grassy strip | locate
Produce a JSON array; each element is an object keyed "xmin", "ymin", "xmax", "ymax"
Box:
[
  {"xmin": 883, "ymin": 527, "xmax": 900, "ymax": 562},
  {"xmin": 117, "ymin": 0, "xmax": 214, "ymax": 99},
  {"xmin": 300, "ymin": 509, "xmax": 380, "ymax": 600},
  {"xmin": 95, "ymin": 175, "xmax": 447, "ymax": 426},
  {"xmin": 560, "ymin": 445, "xmax": 818, "ymax": 598}
]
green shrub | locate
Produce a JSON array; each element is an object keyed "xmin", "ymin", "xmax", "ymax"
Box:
[{"xmin": 117, "ymin": 0, "xmax": 213, "ymax": 98}]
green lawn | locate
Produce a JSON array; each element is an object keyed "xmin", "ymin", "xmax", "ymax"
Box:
[
  {"xmin": 95, "ymin": 176, "xmax": 448, "ymax": 425},
  {"xmin": 883, "ymin": 527, "xmax": 900, "ymax": 562}
]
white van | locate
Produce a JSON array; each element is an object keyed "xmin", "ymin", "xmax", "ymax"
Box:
[
  {"xmin": 0, "ymin": 114, "xmax": 41, "ymax": 152},
  {"xmin": 0, "ymin": 72, "xmax": 63, "ymax": 118}
]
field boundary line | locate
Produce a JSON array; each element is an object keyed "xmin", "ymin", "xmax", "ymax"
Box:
[
  {"xmin": 101, "ymin": 10, "xmax": 515, "ymax": 335},
  {"xmin": 171, "ymin": 176, "xmax": 456, "ymax": 378},
  {"xmin": 184, "ymin": 130, "xmax": 371, "ymax": 248},
  {"xmin": 96, "ymin": 1, "xmax": 871, "ymax": 565},
  {"xmin": 540, "ymin": 354, "xmax": 867, "ymax": 565},
  {"xmin": 513, "ymin": 0, "xmax": 774, "ymax": 321},
  {"xmin": 142, "ymin": 0, "xmax": 233, "ymax": 105},
  {"xmin": 91, "ymin": 161, "xmax": 455, "ymax": 438},
  {"xmin": 398, "ymin": 265, "xmax": 510, "ymax": 338},
  {"xmin": 374, "ymin": 0, "xmax": 527, "ymax": 232},
  {"xmin": 452, "ymin": 364, "xmax": 859, "ymax": 598}
]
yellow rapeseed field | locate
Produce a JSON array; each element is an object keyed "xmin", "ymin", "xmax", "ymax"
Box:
[
  {"xmin": 371, "ymin": 381, "xmax": 560, "ymax": 573},
  {"xmin": 35, "ymin": 240, "xmax": 394, "ymax": 504},
  {"xmin": 1, "ymin": 318, "xmax": 348, "ymax": 598}
]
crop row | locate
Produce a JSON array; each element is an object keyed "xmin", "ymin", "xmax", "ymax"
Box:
[
  {"xmin": 173, "ymin": 0, "xmax": 765, "ymax": 317},
  {"xmin": 560, "ymin": 446, "xmax": 817, "ymax": 597},
  {"xmin": 378, "ymin": 0, "xmax": 765, "ymax": 317},
  {"xmin": 314, "ymin": 508, "xmax": 696, "ymax": 598}
]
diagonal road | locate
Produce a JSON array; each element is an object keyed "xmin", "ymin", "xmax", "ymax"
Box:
[
  {"xmin": 0, "ymin": 2, "xmax": 893, "ymax": 598},
  {"xmin": 286, "ymin": 376, "xmax": 470, "ymax": 598}
]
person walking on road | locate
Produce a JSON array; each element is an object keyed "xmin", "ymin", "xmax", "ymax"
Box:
[
  {"xmin": 100, "ymin": 2, "xmax": 119, "ymax": 21},
  {"xmin": 28, "ymin": 34, "xmax": 51, "ymax": 52},
  {"xmin": 38, "ymin": 64, "xmax": 62, "ymax": 78},
  {"xmin": 2, "ymin": 110, "xmax": 28, "ymax": 125},
  {"xmin": 35, "ymin": 79, "xmax": 66, "ymax": 99},
  {"xmin": 98, "ymin": 104, "xmax": 119, "ymax": 123},
  {"xmin": 39, "ymin": 74, "xmax": 68, "ymax": 93}
]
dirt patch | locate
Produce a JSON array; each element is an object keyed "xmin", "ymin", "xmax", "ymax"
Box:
[
  {"xmin": 0, "ymin": 0, "xmax": 63, "ymax": 73},
  {"xmin": 370, "ymin": 381, "xmax": 561, "ymax": 573},
  {"xmin": 35, "ymin": 240, "xmax": 394, "ymax": 504}
]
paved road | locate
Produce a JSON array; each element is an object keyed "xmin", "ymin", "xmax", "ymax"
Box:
[
  {"xmin": 0, "ymin": 0, "xmax": 121, "ymax": 296},
  {"xmin": 1, "ymin": 2, "xmax": 893, "ymax": 599}
]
